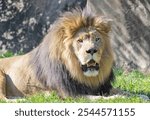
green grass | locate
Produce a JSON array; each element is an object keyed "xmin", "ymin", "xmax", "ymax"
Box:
[
  {"xmin": 0, "ymin": 51, "xmax": 15, "ymax": 58},
  {"xmin": 113, "ymin": 69, "xmax": 150, "ymax": 97},
  {"xmin": 0, "ymin": 51, "xmax": 23, "ymax": 58},
  {"xmin": 0, "ymin": 51, "xmax": 150, "ymax": 103}
]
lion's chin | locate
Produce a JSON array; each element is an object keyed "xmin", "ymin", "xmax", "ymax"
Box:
[{"xmin": 83, "ymin": 70, "xmax": 99, "ymax": 77}]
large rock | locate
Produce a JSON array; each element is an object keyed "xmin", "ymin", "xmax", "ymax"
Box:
[
  {"xmin": 88, "ymin": 0, "xmax": 150, "ymax": 73},
  {"xmin": 0, "ymin": 0, "xmax": 86, "ymax": 53}
]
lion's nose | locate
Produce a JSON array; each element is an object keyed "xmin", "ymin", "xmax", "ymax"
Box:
[{"xmin": 86, "ymin": 48, "xmax": 97, "ymax": 55}]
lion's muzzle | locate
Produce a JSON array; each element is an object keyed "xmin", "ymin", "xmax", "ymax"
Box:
[{"xmin": 81, "ymin": 59, "xmax": 99, "ymax": 77}]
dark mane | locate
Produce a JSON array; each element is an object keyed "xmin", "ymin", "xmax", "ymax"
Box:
[{"xmin": 29, "ymin": 40, "xmax": 114, "ymax": 97}]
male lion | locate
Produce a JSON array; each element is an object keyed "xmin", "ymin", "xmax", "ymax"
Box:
[{"xmin": 0, "ymin": 8, "xmax": 116, "ymax": 100}]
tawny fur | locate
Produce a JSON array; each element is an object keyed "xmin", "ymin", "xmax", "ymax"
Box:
[
  {"xmin": 0, "ymin": 8, "xmax": 114, "ymax": 99},
  {"xmin": 48, "ymin": 9, "xmax": 114, "ymax": 87}
]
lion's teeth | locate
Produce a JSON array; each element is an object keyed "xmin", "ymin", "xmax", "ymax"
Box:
[
  {"xmin": 88, "ymin": 62, "xmax": 96, "ymax": 67},
  {"xmin": 87, "ymin": 63, "xmax": 94, "ymax": 67}
]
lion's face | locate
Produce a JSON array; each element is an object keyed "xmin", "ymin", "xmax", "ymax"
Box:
[
  {"xmin": 72, "ymin": 27, "xmax": 104, "ymax": 77},
  {"xmin": 50, "ymin": 9, "xmax": 113, "ymax": 87}
]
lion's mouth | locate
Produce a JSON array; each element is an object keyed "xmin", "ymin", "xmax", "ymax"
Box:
[{"xmin": 81, "ymin": 59, "xmax": 99, "ymax": 74}]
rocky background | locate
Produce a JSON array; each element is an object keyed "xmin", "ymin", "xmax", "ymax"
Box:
[
  {"xmin": 0, "ymin": 0, "xmax": 150, "ymax": 73},
  {"xmin": 0, "ymin": 0, "xmax": 86, "ymax": 53},
  {"xmin": 88, "ymin": 0, "xmax": 150, "ymax": 73}
]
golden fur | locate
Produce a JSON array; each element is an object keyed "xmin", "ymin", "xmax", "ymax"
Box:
[
  {"xmin": 48, "ymin": 9, "xmax": 113, "ymax": 87},
  {"xmin": 0, "ymin": 8, "xmax": 114, "ymax": 99}
]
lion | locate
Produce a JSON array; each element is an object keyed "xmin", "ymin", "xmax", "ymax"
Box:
[{"xmin": 0, "ymin": 8, "xmax": 117, "ymax": 100}]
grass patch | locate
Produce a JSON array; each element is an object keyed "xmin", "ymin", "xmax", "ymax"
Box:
[
  {"xmin": 0, "ymin": 51, "xmax": 23, "ymax": 58},
  {"xmin": 0, "ymin": 52, "xmax": 150, "ymax": 103},
  {"xmin": 5, "ymin": 70, "xmax": 150, "ymax": 103},
  {"xmin": 15, "ymin": 92, "xmax": 148, "ymax": 103},
  {"xmin": 0, "ymin": 51, "xmax": 15, "ymax": 58},
  {"xmin": 113, "ymin": 69, "xmax": 150, "ymax": 97}
]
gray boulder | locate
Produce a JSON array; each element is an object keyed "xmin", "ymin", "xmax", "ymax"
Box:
[{"xmin": 88, "ymin": 0, "xmax": 150, "ymax": 73}]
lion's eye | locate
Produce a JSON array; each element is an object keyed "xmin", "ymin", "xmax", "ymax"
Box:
[
  {"xmin": 77, "ymin": 39, "xmax": 83, "ymax": 43},
  {"xmin": 95, "ymin": 37, "xmax": 101, "ymax": 42}
]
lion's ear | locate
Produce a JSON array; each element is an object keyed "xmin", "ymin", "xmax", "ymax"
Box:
[{"xmin": 94, "ymin": 17, "xmax": 112, "ymax": 34}]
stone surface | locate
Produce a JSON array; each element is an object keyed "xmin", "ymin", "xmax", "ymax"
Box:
[
  {"xmin": 0, "ymin": 0, "xmax": 86, "ymax": 53},
  {"xmin": 88, "ymin": 0, "xmax": 150, "ymax": 73}
]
